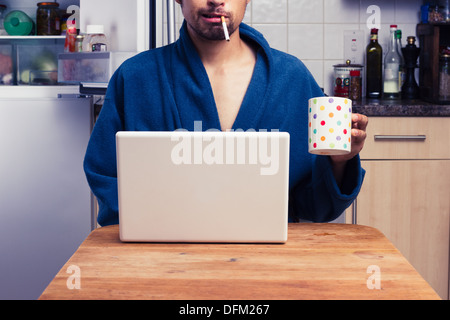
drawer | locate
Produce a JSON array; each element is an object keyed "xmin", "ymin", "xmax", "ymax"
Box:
[{"xmin": 360, "ymin": 117, "xmax": 450, "ymax": 160}]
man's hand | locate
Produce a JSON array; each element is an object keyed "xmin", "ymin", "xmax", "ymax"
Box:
[
  {"xmin": 329, "ymin": 113, "xmax": 368, "ymax": 186},
  {"xmin": 331, "ymin": 113, "xmax": 368, "ymax": 164}
]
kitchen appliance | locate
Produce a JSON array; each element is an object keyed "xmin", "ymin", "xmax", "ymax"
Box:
[
  {"xmin": 417, "ymin": 23, "xmax": 450, "ymax": 104},
  {"xmin": 0, "ymin": 0, "xmax": 159, "ymax": 300}
]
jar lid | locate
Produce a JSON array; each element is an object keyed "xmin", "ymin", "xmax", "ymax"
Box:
[
  {"xmin": 86, "ymin": 25, "xmax": 105, "ymax": 34},
  {"xmin": 37, "ymin": 2, "xmax": 59, "ymax": 7},
  {"xmin": 333, "ymin": 59, "xmax": 363, "ymax": 68}
]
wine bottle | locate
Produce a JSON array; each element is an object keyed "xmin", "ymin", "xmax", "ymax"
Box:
[
  {"xmin": 383, "ymin": 25, "xmax": 402, "ymax": 99},
  {"xmin": 366, "ymin": 28, "xmax": 383, "ymax": 99}
]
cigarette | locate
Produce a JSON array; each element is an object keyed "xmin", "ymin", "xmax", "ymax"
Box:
[{"xmin": 221, "ymin": 16, "xmax": 230, "ymax": 41}]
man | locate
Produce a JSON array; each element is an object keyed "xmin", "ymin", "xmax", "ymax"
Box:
[{"xmin": 84, "ymin": 0, "xmax": 367, "ymax": 227}]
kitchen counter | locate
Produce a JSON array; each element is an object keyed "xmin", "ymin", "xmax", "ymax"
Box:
[{"xmin": 352, "ymin": 99, "xmax": 450, "ymax": 117}]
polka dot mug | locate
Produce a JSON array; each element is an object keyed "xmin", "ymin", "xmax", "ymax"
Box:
[{"xmin": 308, "ymin": 97, "xmax": 352, "ymax": 155}]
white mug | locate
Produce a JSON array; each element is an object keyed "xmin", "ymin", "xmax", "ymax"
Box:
[{"xmin": 308, "ymin": 97, "xmax": 352, "ymax": 155}]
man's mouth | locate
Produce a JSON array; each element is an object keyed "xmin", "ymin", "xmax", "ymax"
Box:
[{"xmin": 201, "ymin": 12, "xmax": 227, "ymax": 23}]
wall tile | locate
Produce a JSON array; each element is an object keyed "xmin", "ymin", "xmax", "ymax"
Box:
[
  {"xmin": 252, "ymin": 0, "xmax": 288, "ymax": 24},
  {"xmin": 288, "ymin": 0, "xmax": 324, "ymax": 23},
  {"xmin": 302, "ymin": 60, "xmax": 324, "ymax": 88},
  {"xmin": 360, "ymin": 0, "xmax": 395, "ymax": 26},
  {"xmin": 324, "ymin": 0, "xmax": 361, "ymax": 24},
  {"xmin": 288, "ymin": 24, "xmax": 324, "ymax": 60},
  {"xmin": 253, "ymin": 24, "xmax": 288, "ymax": 52},
  {"xmin": 395, "ymin": 0, "xmax": 421, "ymax": 23}
]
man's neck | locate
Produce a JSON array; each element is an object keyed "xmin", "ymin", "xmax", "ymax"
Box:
[{"xmin": 187, "ymin": 25, "xmax": 253, "ymax": 69}]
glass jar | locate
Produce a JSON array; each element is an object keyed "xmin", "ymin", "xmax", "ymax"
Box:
[
  {"xmin": 36, "ymin": 2, "xmax": 61, "ymax": 35},
  {"xmin": 333, "ymin": 60, "xmax": 363, "ymax": 98},
  {"xmin": 0, "ymin": 5, "xmax": 7, "ymax": 35},
  {"xmin": 439, "ymin": 54, "xmax": 450, "ymax": 101},
  {"xmin": 349, "ymin": 70, "xmax": 362, "ymax": 101},
  {"xmin": 438, "ymin": 0, "xmax": 450, "ymax": 23}
]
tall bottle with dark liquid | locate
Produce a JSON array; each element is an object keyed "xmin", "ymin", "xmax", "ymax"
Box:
[{"xmin": 366, "ymin": 28, "xmax": 383, "ymax": 99}]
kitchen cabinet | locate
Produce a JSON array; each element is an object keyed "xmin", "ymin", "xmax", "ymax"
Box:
[{"xmin": 348, "ymin": 117, "xmax": 450, "ymax": 299}]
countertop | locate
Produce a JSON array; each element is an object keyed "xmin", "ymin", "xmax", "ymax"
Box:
[{"xmin": 352, "ymin": 99, "xmax": 450, "ymax": 117}]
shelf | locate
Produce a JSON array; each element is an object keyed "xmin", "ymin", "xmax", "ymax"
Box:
[{"xmin": 0, "ymin": 36, "xmax": 65, "ymax": 40}]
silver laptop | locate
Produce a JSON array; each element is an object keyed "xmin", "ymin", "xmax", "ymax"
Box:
[{"xmin": 116, "ymin": 130, "xmax": 290, "ymax": 243}]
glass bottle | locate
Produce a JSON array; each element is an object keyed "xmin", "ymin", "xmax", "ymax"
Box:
[
  {"xmin": 36, "ymin": 2, "xmax": 61, "ymax": 35},
  {"xmin": 396, "ymin": 29, "xmax": 405, "ymax": 90},
  {"xmin": 439, "ymin": 54, "xmax": 450, "ymax": 101},
  {"xmin": 366, "ymin": 28, "xmax": 383, "ymax": 99},
  {"xmin": 0, "ymin": 4, "xmax": 7, "ymax": 36},
  {"xmin": 384, "ymin": 25, "xmax": 401, "ymax": 99}
]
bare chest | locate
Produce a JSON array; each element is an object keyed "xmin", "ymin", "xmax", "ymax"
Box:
[{"xmin": 208, "ymin": 66, "xmax": 254, "ymax": 131}]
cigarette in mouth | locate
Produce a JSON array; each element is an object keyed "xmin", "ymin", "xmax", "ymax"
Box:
[{"xmin": 221, "ymin": 16, "xmax": 230, "ymax": 41}]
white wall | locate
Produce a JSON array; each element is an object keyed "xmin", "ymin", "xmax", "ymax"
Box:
[{"xmin": 164, "ymin": 0, "xmax": 421, "ymax": 96}]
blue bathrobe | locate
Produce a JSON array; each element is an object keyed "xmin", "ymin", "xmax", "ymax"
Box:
[{"xmin": 84, "ymin": 22, "xmax": 365, "ymax": 227}]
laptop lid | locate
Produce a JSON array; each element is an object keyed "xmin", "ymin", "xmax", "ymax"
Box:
[{"xmin": 116, "ymin": 131, "xmax": 290, "ymax": 243}]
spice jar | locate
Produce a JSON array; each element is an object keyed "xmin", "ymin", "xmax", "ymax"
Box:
[
  {"xmin": 439, "ymin": 54, "xmax": 450, "ymax": 101},
  {"xmin": 36, "ymin": 2, "xmax": 61, "ymax": 35},
  {"xmin": 349, "ymin": 70, "xmax": 362, "ymax": 101},
  {"xmin": 333, "ymin": 60, "xmax": 363, "ymax": 98}
]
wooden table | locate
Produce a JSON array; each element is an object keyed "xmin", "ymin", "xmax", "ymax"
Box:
[{"xmin": 39, "ymin": 223, "xmax": 440, "ymax": 300}]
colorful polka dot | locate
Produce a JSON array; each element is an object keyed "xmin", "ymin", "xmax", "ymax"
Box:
[{"xmin": 308, "ymin": 97, "xmax": 352, "ymax": 154}]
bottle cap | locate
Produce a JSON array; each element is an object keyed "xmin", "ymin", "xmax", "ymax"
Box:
[
  {"xmin": 370, "ymin": 28, "xmax": 379, "ymax": 34},
  {"xmin": 86, "ymin": 25, "xmax": 105, "ymax": 34}
]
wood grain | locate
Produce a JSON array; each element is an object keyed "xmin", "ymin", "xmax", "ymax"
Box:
[{"xmin": 39, "ymin": 223, "xmax": 440, "ymax": 300}]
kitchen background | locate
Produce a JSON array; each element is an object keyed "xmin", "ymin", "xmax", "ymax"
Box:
[
  {"xmin": 162, "ymin": 0, "xmax": 422, "ymax": 96},
  {"xmin": 0, "ymin": 0, "xmax": 444, "ymax": 300}
]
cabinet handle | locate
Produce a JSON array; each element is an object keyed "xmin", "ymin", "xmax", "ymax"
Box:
[{"xmin": 374, "ymin": 135, "xmax": 426, "ymax": 141}]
